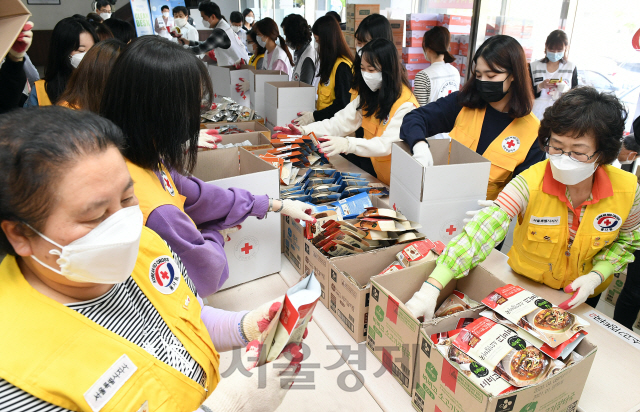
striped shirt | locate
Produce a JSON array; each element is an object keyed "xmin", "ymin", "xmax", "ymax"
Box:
[
  {"xmin": 413, "ymin": 70, "xmax": 432, "ymax": 106},
  {"xmin": 0, "ymin": 246, "xmax": 206, "ymax": 412}
]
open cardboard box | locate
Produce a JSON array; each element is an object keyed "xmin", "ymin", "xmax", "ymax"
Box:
[
  {"xmin": 201, "ymin": 120, "xmax": 271, "ymax": 139},
  {"xmin": 208, "ymin": 64, "xmax": 254, "ymax": 104},
  {"xmin": 0, "ymin": 0, "xmax": 30, "ymax": 60},
  {"xmin": 412, "ymin": 308, "xmax": 596, "ymax": 412},
  {"xmin": 389, "ymin": 139, "xmax": 490, "ymax": 244},
  {"xmin": 197, "ymin": 132, "xmax": 272, "ymax": 153},
  {"xmin": 249, "ymin": 69, "xmax": 289, "ymax": 118},
  {"xmin": 192, "ymin": 148, "xmax": 281, "ymax": 292},
  {"xmin": 264, "ymin": 81, "xmax": 316, "ymax": 132}
]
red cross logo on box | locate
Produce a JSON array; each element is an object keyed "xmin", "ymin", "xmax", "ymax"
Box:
[
  {"xmin": 446, "ymin": 225, "xmax": 457, "ymax": 235},
  {"xmin": 501, "ymin": 136, "xmax": 520, "ymax": 153},
  {"xmin": 241, "ymin": 242, "xmax": 253, "ymax": 254},
  {"xmin": 235, "ymin": 236, "xmax": 259, "ymax": 261}
]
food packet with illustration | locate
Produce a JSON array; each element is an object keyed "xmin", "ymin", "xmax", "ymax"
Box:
[{"xmin": 433, "ymin": 290, "xmax": 479, "ymax": 318}]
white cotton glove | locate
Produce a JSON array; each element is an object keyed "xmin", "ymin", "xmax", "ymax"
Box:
[
  {"xmin": 405, "ymin": 281, "xmax": 441, "ymax": 321},
  {"xmin": 462, "ymin": 200, "xmax": 496, "ymax": 223},
  {"xmin": 240, "ymin": 298, "xmax": 310, "ymax": 343},
  {"xmin": 198, "ymin": 129, "xmax": 223, "ymax": 149},
  {"xmin": 412, "ymin": 141, "xmax": 434, "ymax": 167},
  {"xmin": 273, "ymin": 124, "xmax": 303, "ymax": 136},
  {"xmin": 8, "ymin": 22, "xmax": 33, "ymax": 61},
  {"xmin": 559, "ymin": 272, "xmax": 603, "ymax": 310},
  {"xmin": 318, "ymin": 136, "xmax": 350, "ymax": 157},
  {"xmin": 277, "ymin": 199, "xmax": 315, "ymax": 223},
  {"xmin": 293, "ymin": 111, "xmax": 315, "ymax": 127},
  {"xmin": 218, "ymin": 225, "xmax": 242, "ymax": 242},
  {"xmin": 201, "ymin": 340, "xmax": 303, "ymax": 412}
]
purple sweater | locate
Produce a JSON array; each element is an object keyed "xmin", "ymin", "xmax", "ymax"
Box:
[{"xmin": 147, "ymin": 169, "xmax": 269, "ymax": 297}]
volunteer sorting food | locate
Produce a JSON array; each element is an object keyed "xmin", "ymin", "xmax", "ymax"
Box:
[
  {"xmin": 400, "ymin": 35, "xmax": 545, "ymax": 199},
  {"xmin": 100, "ymin": 37, "xmax": 314, "ymax": 297},
  {"xmin": 405, "ymin": 87, "xmax": 640, "ymax": 320},
  {"xmin": 253, "ymin": 17, "xmax": 293, "ymax": 76},
  {"xmin": 0, "ymin": 107, "xmax": 304, "ymax": 412},
  {"xmin": 274, "ymin": 38, "xmax": 418, "ymax": 186},
  {"xmin": 246, "ymin": 29, "xmax": 265, "ymax": 68}
]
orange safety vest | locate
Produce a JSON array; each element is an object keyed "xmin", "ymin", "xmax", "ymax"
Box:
[
  {"xmin": 360, "ymin": 85, "xmax": 418, "ymax": 185},
  {"xmin": 507, "ymin": 160, "xmax": 636, "ymax": 296},
  {"xmin": 316, "ymin": 57, "xmax": 353, "ymax": 110},
  {"xmin": 449, "ymin": 107, "xmax": 539, "ymax": 200},
  {"xmin": 0, "ymin": 227, "xmax": 220, "ymax": 411},
  {"xmin": 34, "ymin": 79, "xmax": 52, "ymax": 106}
]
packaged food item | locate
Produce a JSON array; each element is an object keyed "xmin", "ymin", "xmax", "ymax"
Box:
[
  {"xmin": 482, "ymin": 285, "xmax": 589, "ymax": 348},
  {"xmin": 453, "ymin": 317, "xmax": 565, "ymax": 388},
  {"xmin": 432, "ymin": 328, "xmax": 516, "ymax": 395},
  {"xmin": 379, "ymin": 260, "xmax": 404, "ymax": 275},
  {"xmin": 432, "ymin": 240, "xmax": 446, "ymax": 255},
  {"xmin": 433, "ymin": 290, "xmax": 479, "ymax": 317},
  {"xmin": 396, "ymin": 239, "xmax": 437, "ymax": 267}
]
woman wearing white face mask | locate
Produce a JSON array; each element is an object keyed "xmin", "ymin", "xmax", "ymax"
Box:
[
  {"xmin": 171, "ymin": 6, "xmax": 199, "ymax": 44},
  {"xmin": 29, "ymin": 17, "xmax": 97, "ymax": 106},
  {"xmin": 253, "ymin": 18, "xmax": 294, "ymax": 76},
  {"xmin": 530, "ymin": 30, "xmax": 578, "ymax": 120},
  {"xmin": 0, "ymin": 107, "xmax": 306, "ymax": 412},
  {"xmin": 405, "ymin": 87, "xmax": 640, "ymax": 321},
  {"xmin": 242, "ymin": 9, "xmax": 254, "ymax": 32},
  {"xmin": 275, "ymin": 39, "xmax": 418, "ymax": 185},
  {"xmin": 154, "ymin": 5, "xmax": 174, "ymax": 40}
]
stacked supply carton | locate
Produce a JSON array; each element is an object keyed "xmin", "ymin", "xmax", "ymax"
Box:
[
  {"xmin": 484, "ymin": 16, "xmax": 535, "ymax": 62},
  {"xmin": 345, "ymin": 4, "xmax": 380, "ymax": 34},
  {"xmin": 389, "ymin": 19, "xmax": 404, "ymax": 54}
]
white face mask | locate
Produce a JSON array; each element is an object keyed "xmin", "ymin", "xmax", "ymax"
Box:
[
  {"xmin": 362, "ymin": 71, "xmax": 383, "ymax": 92},
  {"xmin": 245, "ymin": 16, "xmax": 254, "ymax": 24},
  {"xmin": 549, "ymin": 154, "xmax": 598, "ymax": 186},
  {"xmin": 356, "ymin": 45, "xmax": 362, "ymax": 53},
  {"xmin": 175, "ymin": 17, "xmax": 187, "ymax": 28},
  {"xmin": 70, "ymin": 52, "xmax": 86, "ymax": 68},
  {"xmin": 257, "ymin": 36, "xmax": 267, "ymax": 48},
  {"xmin": 29, "ymin": 206, "xmax": 143, "ymax": 284},
  {"xmin": 162, "ymin": 12, "xmax": 170, "ymax": 18},
  {"xmin": 99, "ymin": 12, "xmax": 111, "ymax": 20},
  {"xmin": 202, "ymin": 19, "xmax": 211, "ymax": 28},
  {"xmin": 231, "ymin": 25, "xmax": 241, "ymax": 33},
  {"xmin": 620, "ymin": 153, "xmax": 636, "ymax": 165}
]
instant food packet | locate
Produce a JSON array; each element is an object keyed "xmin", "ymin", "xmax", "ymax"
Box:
[
  {"xmin": 453, "ymin": 317, "xmax": 565, "ymax": 388},
  {"xmin": 479, "ymin": 309, "xmax": 588, "ymax": 360},
  {"xmin": 434, "ymin": 290, "xmax": 480, "ymax": 317},
  {"xmin": 432, "ymin": 328, "xmax": 516, "ymax": 396},
  {"xmin": 482, "ymin": 284, "xmax": 589, "ymax": 348}
]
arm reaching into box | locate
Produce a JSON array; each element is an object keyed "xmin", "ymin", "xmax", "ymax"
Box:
[
  {"xmin": 300, "ymin": 97, "xmax": 363, "ymax": 138},
  {"xmin": 399, "ymin": 91, "xmax": 461, "ymax": 150}
]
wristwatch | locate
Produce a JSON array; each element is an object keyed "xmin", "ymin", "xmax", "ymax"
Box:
[{"xmin": 268, "ymin": 198, "xmax": 284, "ymax": 213}]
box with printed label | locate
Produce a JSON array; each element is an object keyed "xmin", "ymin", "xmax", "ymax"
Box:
[
  {"xmin": 406, "ymin": 30, "xmax": 429, "ymax": 47},
  {"xmin": 192, "ymin": 148, "xmax": 281, "ymax": 292},
  {"xmin": 406, "ymin": 13, "xmax": 439, "ymax": 31},
  {"xmin": 345, "ymin": 32, "xmax": 355, "ymax": 48},
  {"xmin": 412, "ymin": 310, "xmax": 596, "ymax": 412},
  {"xmin": 389, "ymin": 140, "xmax": 490, "ymax": 244},
  {"xmin": 389, "ymin": 19, "xmax": 404, "ymax": 36},
  {"xmin": 366, "ymin": 260, "xmax": 505, "ymax": 394},
  {"xmin": 264, "ymin": 81, "xmax": 316, "ymax": 132},
  {"xmin": 605, "ymin": 271, "xmax": 627, "ymax": 306},
  {"xmin": 201, "ymin": 120, "xmax": 271, "ymax": 140},
  {"xmin": 346, "ymin": 4, "xmax": 380, "ymax": 20},
  {"xmin": 403, "ymin": 47, "xmax": 428, "ymax": 65},
  {"xmin": 404, "ymin": 63, "xmax": 430, "ymax": 81}
]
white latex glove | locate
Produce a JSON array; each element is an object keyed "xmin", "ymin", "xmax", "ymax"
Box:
[
  {"xmin": 318, "ymin": 136, "xmax": 350, "ymax": 157},
  {"xmin": 273, "ymin": 124, "xmax": 303, "ymax": 136},
  {"xmin": 201, "ymin": 340, "xmax": 303, "ymax": 412},
  {"xmin": 559, "ymin": 272, "xmax": 603, "ymax": 310},
  {"xmin": 198, "ymin": 129, "xmax": 223, "ymax": 149},
  {"xmin": 462, "ymin": 200, "xmax": 496, "ymax": 223},
  {"xmin": 412, "ymin": 141, "xmax": 434, "ymax": 167},
  {"xmin": 8, "ymin": 22, "xmax": 33, "ymax": 61},
  {"xmin": 293, "ymin": 111, "xmax": 315, "ymax": 127},
  {"xmin": 405, "ymin": 281, "xmax": 440, "ymax": 321},
  {"xmin": 218, "ymin": 225, "xmax": 241, "ymax": 242},
  {"xmin": 278, "ymin": 199, "xmax": 315, "ymax": 223}
]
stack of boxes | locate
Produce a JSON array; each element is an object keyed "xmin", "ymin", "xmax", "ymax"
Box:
[
  {"xmin": 345, "ymin": 4, "xmax": 380, "ymax": 56},
  {"xmin": 389, "ymin": 19, "xmax": 404, "ymax": 56},
  {"xmin": 484, "ymin": 16, "xmax": 535, "ymax": 62}
]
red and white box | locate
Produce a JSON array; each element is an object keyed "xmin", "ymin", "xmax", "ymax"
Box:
[
  {"xmin": 406, "ymin": 13, "xmax": 439, "ymax": 31},
  {"xmin": 406, "ymin": 30, "xmax": 429, "ymax": 47},
  {"xmin": 449, "ymin": 34, "xmax": 460, "ymax": 55},
  {"xmin": 402, "ymin": 47, "xmax": 428, "ymax": 64},
  {"xmin": 396, "ymin": 239, "xmax": 436, "ymax": 267},
  {"xmin": 458, "ymin": 34, "xmax": 470, "ymax": 56},
  {"xmin": 437, "ymin": 14, "xmax": 472, "ymax": 34},
  {"xmin": 404, "ymin": 63, "xmax": 430, "ymax": 80}
]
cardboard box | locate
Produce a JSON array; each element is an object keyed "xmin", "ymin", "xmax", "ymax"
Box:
[
  {"xmin": 208, "ymin": 65, "xmax": 254, "ymax": 104},
  {"xmin": 403, "ymin": 47, "xmax": 428, "ymax": 65},
  {"xmin": 0, "ymin": 0, "xmax": 30, "ymax": 61},
  {"xmin": 449, "ymin": 34, "xmax": 460, "ymax": 55},
  {"xmin": 406, "ymin": 13, "xmax": 439, "ymax": 31},
  {"xmin": 412, "ymin": 310, "xmax": 597, "ymax": 412},
  {"xmin": 198, "ymin": 132, "xmax": 272, "ymax": 153},
  {"xmin": 438, "ymin": 14, "xmax": 472, "ymax": 26},
  {"xmin": 346, "ymin": 3, "xmax": 380, "ymax": 20},
  {"xmin": 605, "ymin": 271, "xmax": 627, "ymax": 306},
  {"xmin": 345, "ymin": 17, "xmax": 359, "ymax": 33},
  {"xmin": 246, "ymin": 68, "xmax": 289, "ymax": 118},
  {"xmin": 264, "ymin": 81, "xmax": 316, "ymax": 132},
  {"xmin": 345, "ymin": 32, "xmax": 355, "ymax": 48},
  {"xmin": 192, "ymin": 148, "xmax": 281, "ymax": 291},
  {"xmin": 406, "ymin": 30, "xmax": 428, "ymax": 47},
  {"xmin": 389, "ymin": 19, "xmax": 404, "ymax": 36},
  {"xmin": 404, "ymin": 63, "xmax": 429, "ymax": 81},
  {"xmin": 389, "ymin": 140, "xmax": 491, "ymax": 244},
  {"xmin": 202, "ymin": 121, "xmax": 272, "ymax": 140}
]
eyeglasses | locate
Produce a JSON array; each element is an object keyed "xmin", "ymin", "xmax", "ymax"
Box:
[{"xmin": 543, "ymin": 144, "xmax": 599, "ymax": 163}]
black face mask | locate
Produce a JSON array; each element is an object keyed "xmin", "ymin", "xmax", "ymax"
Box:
[{"xmin": 475, "ymin": 76, "xmax": 510, "ymax": 103}]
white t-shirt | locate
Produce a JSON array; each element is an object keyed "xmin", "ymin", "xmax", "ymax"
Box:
[{"xmin": 413, "ymin": 61, "xmax": 460, "ymax": 106}]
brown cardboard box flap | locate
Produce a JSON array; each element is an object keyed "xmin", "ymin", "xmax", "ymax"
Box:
[{"xmin": 0, "ymin": 0, "xmax": 31, "ymax": 61}]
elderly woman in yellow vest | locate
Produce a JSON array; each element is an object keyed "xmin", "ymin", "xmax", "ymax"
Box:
[
  {"xmin": 400, "ymin": 35, "xmax": 545, "ymax": 201},
  {"xmin": 275, "ymin": 39, "xmax": 418, "ymax": 186},
  {"xmin": 404, "ymin": 87, "xmax": 640, "ymax": 320},
  {"xmin": 0, "ymin": 108, "xmax": 303, "ymax": 412}
]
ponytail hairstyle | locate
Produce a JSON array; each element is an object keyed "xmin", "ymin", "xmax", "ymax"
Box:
[
  {"xmin": 312, "ymin": 15, "xmax": 353, "ymax": 85},
  {"xmin": 422, "ymin": 26, "xmax": 455, "ymax": 63},
  {"xmin": 254, "ymin": 17, "xmax": 294, "ymax": 66}
]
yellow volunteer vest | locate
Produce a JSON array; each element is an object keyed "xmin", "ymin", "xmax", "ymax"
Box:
[
  {"xmin": 316, "ymin": 57, "xmax": 353, "ymax": 110},
  {"xmin": 507, "ymin": 160, "xmax": 636, "ymax": 296},
  {"xmin": 449, "ymin": 107, "xmax": 540, "ymax": 200},
  {"xmin": 34, "ymin": 79, "xmax": 52, "ymax": 106},
  {"xmin": 360, "ymin": 86, "xmax": 418, "ymax": 185},
  {"xmin": 126, "ymin": 160, "xmax": 195, "ymax": 226},
  {"xmin": 249, "ymin": 53, "xmax": 264, "ymax": 68},
  {"xmin": 0, "ymin": 227, "xmax": 220, "ymax": 412}
]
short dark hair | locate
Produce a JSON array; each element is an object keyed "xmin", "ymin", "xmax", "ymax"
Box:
[
  {"xmin": 422, "ymin": 26, "xmax": 454, "ymax": 64},
  {"xmin": 352, "ymin": 38, "xmax": 409, "ymax": 121},
  {"xmin": 538, "ymin": 87, "xmax": 627, "ymax": 165},
  {"xmin": 326, "ymin": 11, "xmax": 341, "ymax": 24},
  {"xmin": 458, "ymin": 35, "xmax": 534, "ymax": 119},
  {"xmin": 161, "ymin": 5, "xmax": 170, "ymax": 11},
  {"xmin": 199, "ymin": 1, "xmax": 222, "ymax": 19},
  {"xmin": 312, "ymin": 16, "xmax": 352, "ymax": 85},
  {"xmin": 542, "ymin": 30, "xmax": 569, "ymax": 63},
  {"xmin": 0, "ymin": 107, "xmax": 124, "ymax": 255},
  {"xmin": 623, "ymin": 134, "xmax": 640, "ymax": 153},
  {"xmin": 100, "ymin": 36, "xmax": 212, "ymax": 174},
  {"xmin": 95, "ymin": 0, "xmax": 111, "ymax": 11},
  {"xmin": 354, "ymin": 14, "xmax": 393, "ymax": 44},
  {"xmin": 282, "ymin": 14, "xmax": 311, "ymax": 51},
  {"xmin": 103, "ymin": 18, "xmax": 136, "ymax": 44},
  {"xmin": 230, "ymin": 11, "xmax": 243, "ymax": 23},
  {"xmin": 173, "ymin": 6, "xmax": 189, "ymax": 16},
  {"xmin": 242, "ymin": 8, "xmax": 254, "ymax": 19}
]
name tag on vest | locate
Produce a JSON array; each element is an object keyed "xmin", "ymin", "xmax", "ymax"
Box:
[
  {"xmin": 84, "ymin": 354, "xmax": 138, "ymax": 412},
  {"xmin": 530, "ymin": 216, "xmax": 560, "ymax": 225}
]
